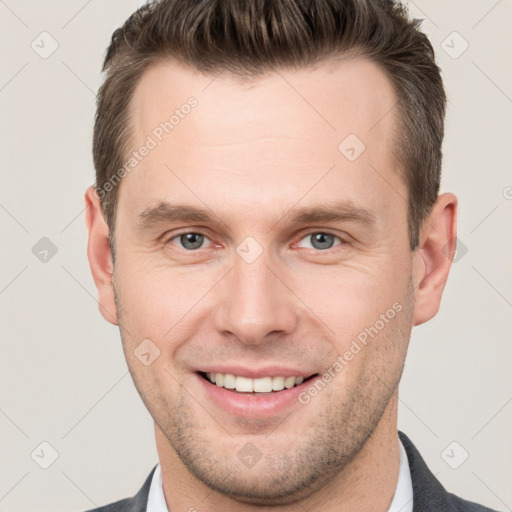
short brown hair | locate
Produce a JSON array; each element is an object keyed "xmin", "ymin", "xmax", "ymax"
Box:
[{"xmin": 93, "ymin": 0, "xmax": 446, "ymax": 255}]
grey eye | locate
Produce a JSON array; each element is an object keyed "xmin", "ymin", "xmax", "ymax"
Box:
[
  {"xmin": 179, "ymin": 233, "xmax": 205, "ymax": 250},
  {"xmin": 309, "ymin": 232, "xmax": 336, "ymax": 250},
  {"xmin": 297, "ymin": 232, "xmax": 342, "ymax": 251}
]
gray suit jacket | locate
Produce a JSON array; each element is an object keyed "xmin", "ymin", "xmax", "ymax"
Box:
[{"xmin": 84, "ymin": 432, "xmax": 499, "ymax": 511}]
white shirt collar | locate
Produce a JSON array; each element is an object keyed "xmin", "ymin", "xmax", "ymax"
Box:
[
  {"xmin": 146, "ymin": 462, "xmax": 168, "ymax": 512},
  {"xmin": 388, "ymin": 436, "xmax": 414, "ymax": 512},
  {"xmin": 147, "ymin": 436, "xmax": 413, "ymax": 512}
]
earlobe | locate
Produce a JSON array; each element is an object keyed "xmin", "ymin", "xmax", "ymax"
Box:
[
  {"xmin": 84, "ymin": 186, "xmax": 119, "ymax": 326},
  {"xmin": 412, "ymin": 193, "xmax": 458, "ymax": 327}
]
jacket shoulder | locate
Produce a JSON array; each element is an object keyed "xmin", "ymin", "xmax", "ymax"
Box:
[
  {"xmin": 445, "ymin": 492, "xmax": 501, "ymax": 512},
  {"xmin": 398, "ymin": 432, "xmax": 500, "ymax": 512},
  {"xmin": 81, "ymin": 464, "xmax": 157, "ymax": 512},
  {"xmin": 83, "ymin": 497, "xmax": 134, "ymax": 512}
]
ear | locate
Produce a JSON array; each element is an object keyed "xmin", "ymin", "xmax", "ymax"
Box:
[
  {"xmin": 412, "ymin": 192, "xmax": 458, "ymax": 326},
  {"xmin": 84, "ymin": 186, "xmax": 119, "ymax": 325}
]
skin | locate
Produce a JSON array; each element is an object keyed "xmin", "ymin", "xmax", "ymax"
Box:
[{"xmin": 85, "ymin": 57, "xmax": 457, "ymax": 511}]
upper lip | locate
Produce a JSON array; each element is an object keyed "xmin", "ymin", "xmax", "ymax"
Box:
[{"xmin": 196, "ymin": 366, "xmax": 317, "ymax": 379}]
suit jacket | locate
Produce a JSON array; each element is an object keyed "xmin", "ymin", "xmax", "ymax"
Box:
[{"xmin": 84, "ymin": 431, "xmax": 498, "ymax": 512}]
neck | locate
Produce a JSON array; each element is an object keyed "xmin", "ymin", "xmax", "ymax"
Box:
[{"xmin": 156, "ymin": 393, "xmax": 401, "ymax": 512}]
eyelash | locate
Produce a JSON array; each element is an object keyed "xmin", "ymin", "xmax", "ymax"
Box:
[{"xmin": 164, "ymin": 229, "xmax": 348, "ymax": 252}]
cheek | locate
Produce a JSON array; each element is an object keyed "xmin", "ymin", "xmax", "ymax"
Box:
[
  {"xmin": 114, "ymin": 258, "xmax": 214, "ymax": 343},
  {"xmin": 289, "ymin": 260, "xmax": 410, "ymax": 345}
]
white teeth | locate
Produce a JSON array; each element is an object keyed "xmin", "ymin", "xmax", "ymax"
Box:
[
  {"xmin": 253, "ymin": 377, "xmax": 273, "ymax": 392},
  {"xmin": 235, "ymin": 376, "xmax": 253, "ymax": 392},
  {"xmin": 204, "ymin": 372, "xmax": 306, "ymax": 392},
  {"xmin": 272, "ymin": 376, "xmax": 285, "ymax": 391},
  {"xmin": 223, "ymin": 373, "xmax": 236, "ymax": 389},
  {"xmin": 284, "ymin": 376, "xmax": 296, "ymax": 389}
]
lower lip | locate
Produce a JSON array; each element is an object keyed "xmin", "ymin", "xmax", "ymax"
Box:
[{"xmin": 195, "ymin": 373, "xmax": 320, "ymax": 418}]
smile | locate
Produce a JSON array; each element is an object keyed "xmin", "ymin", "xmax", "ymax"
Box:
[{"xmin": 201, "ymin": 371, "xmax": 316, "ymax": 393}]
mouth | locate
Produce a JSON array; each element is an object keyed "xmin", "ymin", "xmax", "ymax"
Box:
[{"xmin": 198, "ymin": 371, "xmax": 319, "ymax": 395}]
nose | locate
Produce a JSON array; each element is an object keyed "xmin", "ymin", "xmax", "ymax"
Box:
[{"xmin": 212, "ymin": 251, "xmax": 298, "ymax": 345}]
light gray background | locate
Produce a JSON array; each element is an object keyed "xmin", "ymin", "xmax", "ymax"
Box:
[{"xmin": 1, "ymin": 1, "xmax": 511, "ymax": 511}]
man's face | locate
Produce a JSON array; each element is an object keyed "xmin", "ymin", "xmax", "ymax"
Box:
[{"xmin": 111, "ymin": 58, "xmax": 416, "ymax": 503}]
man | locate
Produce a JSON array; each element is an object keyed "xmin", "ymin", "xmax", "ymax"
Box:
[{"xmin": 84, "ymin": 0, "xmax": 497, "ymax": 511}]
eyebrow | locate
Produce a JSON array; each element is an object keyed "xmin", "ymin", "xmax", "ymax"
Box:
[
  {"xmin": 136, "ymin": 203, "xmax": 225, "ymax": 230},
  {"xmin": 287, "ymin": 201, "xmax": 376, "ymax": 226},
  {"xmin": 135, "ymin": 200, "xmax": 377, "ymax": 232}
]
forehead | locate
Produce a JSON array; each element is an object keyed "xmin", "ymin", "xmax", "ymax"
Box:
[
  {"xmin": 120, "ymin": 57, "xmax": 402, "ymax": 227},
  {"xmin": 129, "ymin": 56, "xmax": 397, "ymax": 147}
]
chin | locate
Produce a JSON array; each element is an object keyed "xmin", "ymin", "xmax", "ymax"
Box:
[{"xmin": 185, "ymin": 460, "xmax": 333, "ymax": 506}]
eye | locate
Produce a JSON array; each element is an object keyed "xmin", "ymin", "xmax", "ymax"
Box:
[
  {"xmin": 168, "ymin": 232, "xmax": 211, "ymax": 250},
  {"xmin": 297, "ymin": 232, "xmax": 343, "ymax": 251}
]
